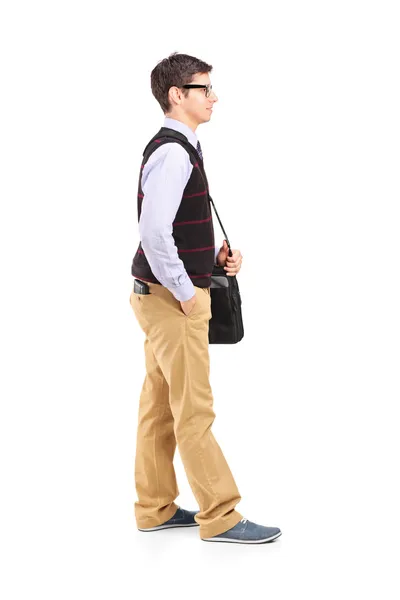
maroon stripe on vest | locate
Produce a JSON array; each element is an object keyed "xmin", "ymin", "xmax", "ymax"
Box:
[
  {"xmin": 173, "ymin": 216, "xmax": 212, "ymax": 226},
  {"xmin": 182, "ymin": 190, "xmax": 207, "ymax": 198},
  {"xmin": 154, "ymin": 139, "xmax": 161, "ymax": 143},
  {"xmin": 179, "ymin": 245, "xmax": 215, "ymax": 253},
  {"xmin": 138, "ymin": 189, "xmax": 205, "ymax": 200},
  {"xmin": 138, "ymin": 245, "xmax": 215, "ymax": 255}
]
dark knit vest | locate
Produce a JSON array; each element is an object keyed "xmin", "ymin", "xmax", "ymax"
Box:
[{"xmin": 131, "ymin": 127, "xmax": 216, "ymax": 288}]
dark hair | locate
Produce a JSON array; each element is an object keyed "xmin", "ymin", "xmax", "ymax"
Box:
[{"xmin": 151, "ymin": 52, "xmax": 213, "ymax": 114}]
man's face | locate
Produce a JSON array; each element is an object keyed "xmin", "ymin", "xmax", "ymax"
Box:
[{"xmin": 169, "ymin": 72, "xmax": 218, "ymax": 126}]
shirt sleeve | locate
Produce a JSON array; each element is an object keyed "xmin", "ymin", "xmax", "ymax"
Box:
[{"xmin": 139, "ymin": 142, "xmax": 196, "ymax": 302}]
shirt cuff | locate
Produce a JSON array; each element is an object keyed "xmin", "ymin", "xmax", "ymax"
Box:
[{"xmin": 167, "ymin": 274, "xmax": 196, "ymax": 302}]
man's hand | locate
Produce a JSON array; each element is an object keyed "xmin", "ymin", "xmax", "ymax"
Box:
[
  {"xmin": 180, "ymin": 294, "xmax": 196, "ymax": 316},
  {"xmin": 216, "ymin": 240, "xmax": 243, "ymax": 276}
]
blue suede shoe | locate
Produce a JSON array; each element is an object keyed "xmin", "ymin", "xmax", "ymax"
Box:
[
  {"xmin": 138, "ymin": 507, "xmax": 199, "ymax": 531},
  {"xmin": 201, "ymin": 518, "xmax": 282, "ymax": 544}
]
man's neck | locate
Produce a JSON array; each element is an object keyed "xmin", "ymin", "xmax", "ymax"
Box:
[{"xmin": 165, "ymin": 114, "xmax": 198, "ymax": 133}]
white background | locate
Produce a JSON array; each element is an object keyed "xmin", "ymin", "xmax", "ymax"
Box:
[{"xmin": 1, "ymin": 1, "xmax": 399, "ymax": 598}]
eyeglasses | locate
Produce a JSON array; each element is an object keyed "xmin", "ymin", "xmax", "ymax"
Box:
[{"xmin": 182, "ymin": 84, "xmax": 213, "ymax": 98}]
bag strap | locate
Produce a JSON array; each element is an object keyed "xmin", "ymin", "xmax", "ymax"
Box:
[{"xmin": 148, "ymin": 127, "xmax": 233, "ymax": 258}]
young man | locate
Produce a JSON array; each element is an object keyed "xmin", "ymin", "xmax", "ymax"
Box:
[{"xmin": 129, "ymin": 52, "xmax": 281, "ymax": 544}]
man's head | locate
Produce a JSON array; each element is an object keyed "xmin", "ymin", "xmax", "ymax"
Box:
[{"xmin": 151, "ymin": 52, "xmax": 218, "ymax": 131}]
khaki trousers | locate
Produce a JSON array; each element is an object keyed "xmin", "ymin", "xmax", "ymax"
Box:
[{"xmin": 129, "ymin": 281, "xmax": 243, "ymax": 539}]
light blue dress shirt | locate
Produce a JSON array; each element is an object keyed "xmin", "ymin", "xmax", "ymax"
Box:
[{"xmin": 138, "ymin": 117, "xmax": 219, "ymax": 302}]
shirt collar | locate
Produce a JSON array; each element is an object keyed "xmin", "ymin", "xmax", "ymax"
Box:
[{"xmin": 163, "ymin": 117, "xmax": 198, "ymax": 150}]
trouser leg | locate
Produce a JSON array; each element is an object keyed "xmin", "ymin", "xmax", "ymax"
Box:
[{"xmin": 133, "ymin": 335, "xmax": 179, "ymax": 528}]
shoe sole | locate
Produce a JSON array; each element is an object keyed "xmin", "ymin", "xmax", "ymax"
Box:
[
  {"xmin": 138, "ymin": 523, "xmax": 199, "ymax": 531},
  {"xmin": 201, "ymin": 531, "xmax": 282, "ymax": 544}
]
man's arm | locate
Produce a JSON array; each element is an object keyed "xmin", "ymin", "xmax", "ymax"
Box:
[{"xmin": 139, "ymin": 143, "xmax": 197, "ymax": 302}]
